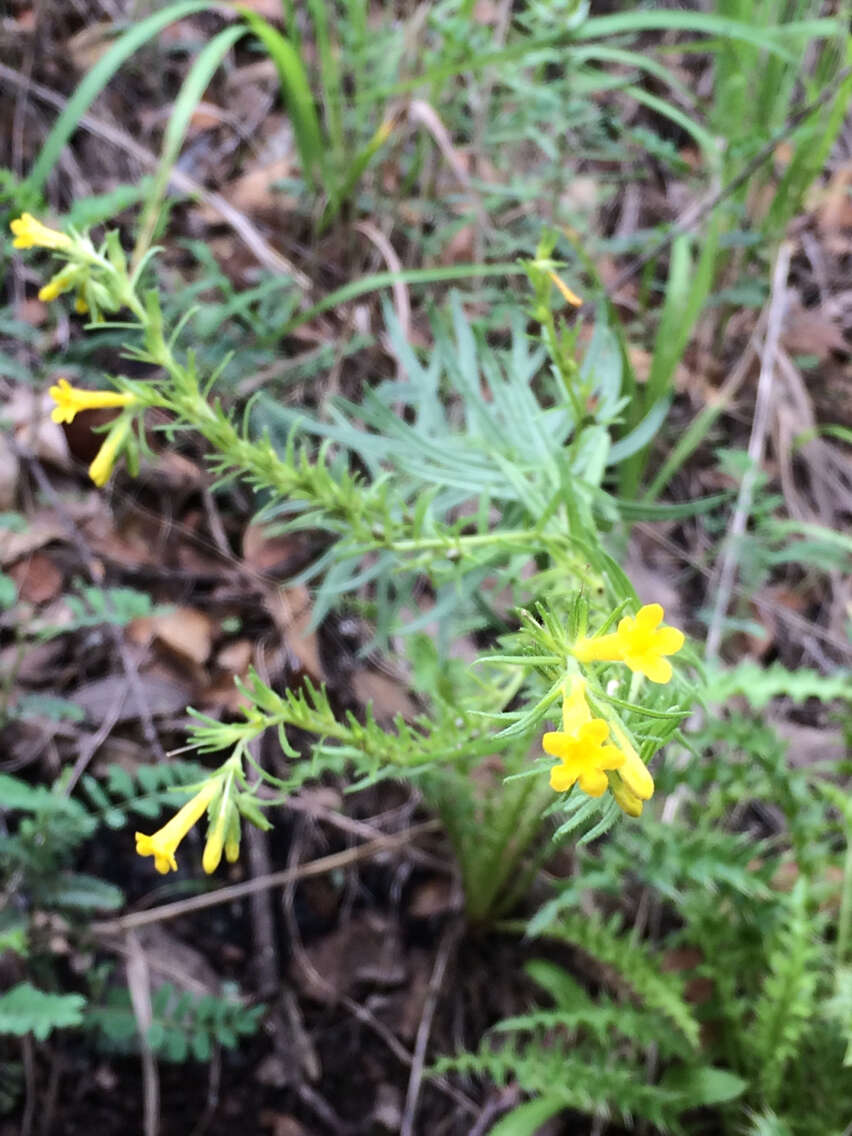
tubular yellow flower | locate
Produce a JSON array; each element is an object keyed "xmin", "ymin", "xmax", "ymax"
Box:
[
  {"xmin": 609, "ymin": 775, "xmax": 645, "ymax": 817},
  {"xmin": 225, "ymin": 836, "xmax": 240, "ymax": 863},
  {"xmin": 135, "ymin": 780, "xmax": 220, "ymax": 875},
  {"xmin": 39, "ymin": 267, "xmax": 77, "ymax": 303},
  {"xmin": 572, "ymin": 603, "xmax": 685, "ymax": 684},
  {"xmin": 10, "ymin": 213, "xmax": 73, "ymax": 251},
  {"xmin": 88, "ymin": 417, "xmax": 132, "ymax": 488},
  {"xmin": 543, "ymin": 678, "xmax": 624, "ymax": 797},
  {"xmin": 548, "ymin": 271, "xmax": 583, "ymax": 307},
  {"xmin": 202, "ymin": 809, "xmax": 227, "ymax": 875},
  {"xmin": 49, "ymin": 377, "xmax": 137, "ymax": 425},
  {"xmin": 610, "ymin": 723, "xmax": 654, "ymax": 800}
]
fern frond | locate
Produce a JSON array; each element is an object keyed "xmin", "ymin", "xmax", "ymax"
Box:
[
  {"xmin": 749, "ymin": 882, "xmax": 820, "ymax": 1106},
  {"xmin": 508, "ymin": 913, "xmax": 700, "ymax": 1047},
  {"xmin": 707, "ymin": 661, "xmax": 851, "ymax": 710},
  {"xmin": 433, "ymin": 1038, "xmax": 684, "ymax": 1132}
]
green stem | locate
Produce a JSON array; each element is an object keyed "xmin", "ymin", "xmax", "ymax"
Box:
[{"xmin": 836, "ymin": 829, "xmax": 852, "ymax": 979}]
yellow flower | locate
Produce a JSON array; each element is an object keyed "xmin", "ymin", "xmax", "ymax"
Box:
[
  {"xmin": 543, "ymin": 678, "xmax": 624, "ymax": 797},
  {"xmin": 548, "ymin": 271, "xmax": 583, "ymax": 308},
  {"xmin": 135, "ymin": 780, "xmax": 220, "ymax": 875},
  {"xmin": 10, "ymin": 213, "xmax": 72, "ymax": 251},
  {"xmin": 39, "ymin": 266, "xmax": 77, "ymax": 303},
  {"xmin": 572, "ymin": 603, "xmax": 685, "ymax": 684},
  {"xmin": 202, "ymin": 808, "xmax": 227, "ymax": 875},
  {"xmin": 611, "ymin": 723, "xmax": 654, "ymax": 800},
  {"xmin": 607, "ymin": 723, "xmax": 654, "ymax": 816},
  {"xmin": 609, "ymin": 776, "xmax": 645, "ymax": 817},
  {"xmin": 225, "ymin": 836, "xmax": 240, "ymax": 863},
  {"xmin": 88, "ymin": 417, "xmax": 132, "ymax": 488},
  {"xmin": 49, "ymin": 377, "xmax": 136, "ymax": 425}
]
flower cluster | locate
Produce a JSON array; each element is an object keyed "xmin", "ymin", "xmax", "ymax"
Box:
[
  {"xmin": 48, "ymin": 378, "xmax": 139, "ymax": 487},
  {"xmin": 10, "ymin": 214, "xmax": 148, "ymax": 488},
  {"xmin": 543, "ymin": 678, "xmax": 655, "ymax": 815},
  {"xmin": 134, "ymin": 757, "xmax": 270, "ymax": 876},
  {"xmin": 544, "ymin": 605, "xmax": 684, "ymax": 816}
]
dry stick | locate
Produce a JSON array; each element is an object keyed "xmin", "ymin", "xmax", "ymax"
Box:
[
  {"xmin": 609, "ymin": 66, "xmax": 852, "ymax": 293},
  {"xmin": 93, "ymin": 820, "xmax": 441, "ymax": 934},
  {"xmin": 125, "ymin": 929, "xmax": 160, "ymax": 1136},
  {"xmin": 16, "ymin": 447, "xmax": 167, "ymax": 768},
  {"xmin": 705, "ymin": 241, "xmax": 792, "ymax": 663},
  {"xmin": 661, "ymin": 242, "xmax": 792, "ymax": 830},
  {"xmin": 0, "ymin": 61, "xmax": 311, "ymax": 290},
  {"xmin": 400, "ymin": 915, "xmax": 464, "ymax": 1136}
]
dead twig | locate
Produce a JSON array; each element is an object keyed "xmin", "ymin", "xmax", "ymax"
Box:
[
  {"xmin": 705, "ymin": 241, "xmax": 792, "ymax": 662},
  {"xmin": 125, "ymin": 930, "xmax": 160, "ymax": 1136},
  {"xmin": 400, "ymin": 914, "xmax": 464, "ymax": 1136},
  {"xmin": 93, "ymin": 821, "xmax": 441, "ymax": 934}
]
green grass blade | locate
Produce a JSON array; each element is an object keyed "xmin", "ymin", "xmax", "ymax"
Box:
[
  {"xmin": 573, "ymin": 11, "xmax": 839, "ymax": 59},
  {"xmin": 134, "ymin": 24, "xmax": 246, "ymax": 264},
  {"xmin": 25, "ymin": 0, "xmax": 214, "ymax": 197},
  {"xmin": 239, "ymin": 7, "xmax": 326, "ymax": 191},
  {"xmin": 306, "ymin": 0, "xmax": 345, "ymax": 166},
  {"xmin": 281, "ymin": 262, "xmax": 528, "ymax": 336}
]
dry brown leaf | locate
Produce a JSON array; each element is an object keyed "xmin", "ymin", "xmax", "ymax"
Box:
[
  {"xmin": 216, "ymin": 638, "xmax": 253, "ymax": 675},
  {"xmin": 4, "ymin": 386, "xmax": 72, "ymax": 473},
  {"xmin": 782, "ymin": 300, "xmax": 848, "ymax": 358},
  {"xmin": 264, "ymin": 584, "xmax": 324, "ymax": 681},
  {"xmin": 0, "ymin": 430, "xmax": 20, "ymax": 510},
  {"xmin": 14, "ymin": 296, "xmax": 48, "ymax": 326},
  {"xmin": 294, "ymin": 914, "xmax": 405, "ymax": 1004},
  {"xmin": 8, "ymin": 552, "xmax": 63, "ymax": 605},
  {"xmin": 351, "ymin": 667, "xmax": 419, "ymax": 723},
  {"xmin": 200, "ymin": 156, "xmax": 296, "ymax": 224},
  {"xmin": 0, "ymin": 515, "xmax": 66, "ymax": 567},
  {"xmin": 66, "ymin": 23, "xmax": 117, "ymax": 71},
  {"xmin": 128, "ymin": 607, "xmax": 214, "ymax": 667},
  {"xmin": 68, "ymin": 671, "xmax": 191, "ymax": 724},
  {"xmin": 816, "ymin": 162, "xmax": 852, "ymax": 233}
]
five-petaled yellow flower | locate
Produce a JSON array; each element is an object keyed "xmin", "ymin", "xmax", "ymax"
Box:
[
  {"xmin": 572, "ymin": 603, "xmax": 685, "ymax": 684},
  {"xmin": 10, "ymin": 213, "xmax": 72, "ymax": 251},
  {"xmin": 135, "ymin": 780, "xmax": 220, "ymax": 875},
  {"xmin": 543, "ymin": 678, "xmax": 624, "ymax": 797},
  {"xmin": 49, "ymin": 377, "xmax": 137, "ymax": 425}
]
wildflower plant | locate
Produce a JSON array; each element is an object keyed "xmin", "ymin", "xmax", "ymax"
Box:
[{"xmin": 11, "ymin": 214, "xmax": 696, "ymax": 919}]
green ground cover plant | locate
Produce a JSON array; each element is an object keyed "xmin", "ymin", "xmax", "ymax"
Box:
[{"xmin": 1, "ymin": 3, "xmax": 850, "ymax": 1133}]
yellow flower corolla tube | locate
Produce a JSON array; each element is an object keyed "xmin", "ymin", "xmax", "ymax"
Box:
[
  {"xmin": 38, "ymin": 266, "xmax": 77, "ymax": 303},
  {"xmin": 543, "ymin": 678, "xmax": 624, "ymax": 797},
  {"xmin": 548, "ymin": 271, "xmax": 583, "ymax": 307},
  {"xmin": 49, "ymin": 377, "xmax": 136, "ymax": 425},
  {"xmin": 225, "ymin": 836, "xmax": 240, "ymax": 863},
  {"xmin": 572, "ymin": 603, "xmax": 685, "ymax": 684},
  {"xmin": 610, "ymin": 722, "xmax": 654, "ymax": 801},
  {"xmin": 88, "ymin": 418, "xmax": 131, "ymax": 488},
  {"xmin": 202, "ymin": 808, "xmax": 227, "ymax": 875},
  {"xmin": 135, "ymin": 780, "xmax": 220, "ymax": 875},
  {"xmin": 609, "ymin": 776, "xmax": 645, "ymax": 817},
  {"xmin": 10, "ymin": 213, "xmax": 73, "ymax": 251}
]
